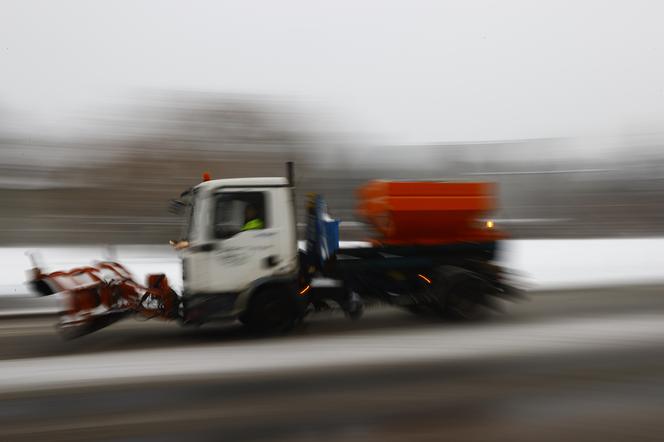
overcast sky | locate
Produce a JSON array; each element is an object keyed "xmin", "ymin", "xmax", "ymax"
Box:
[{"xmin": 2, "ymin": 0, "xmax": 664, "ymax": 143}]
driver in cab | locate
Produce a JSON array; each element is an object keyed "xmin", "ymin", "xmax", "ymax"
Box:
[{"xmin": 242, "ymin": 204, "xmax": 264, "ymax": 231}]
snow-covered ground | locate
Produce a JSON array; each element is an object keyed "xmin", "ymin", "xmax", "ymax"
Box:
[
  {"xmin": 2, "ymin": 238, "xmax": 663, "ymax": 295},
  {"xmin": 501, "ymin": 238, "xmax": 664, "ymax": 290}
]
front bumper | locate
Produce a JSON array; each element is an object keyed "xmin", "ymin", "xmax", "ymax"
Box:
[{"xmin": 181, "ymin": 292, "xmax": 240, "ymax": 324}]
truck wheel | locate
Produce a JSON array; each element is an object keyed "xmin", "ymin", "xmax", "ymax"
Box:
[
  {"xmin": 436, "ymin": 266, "xmax": 490, "ymax": 321},
  {"xmin": 344, "ymin": 291, "xmax": 364, "ymax": 321},
  {"xmin": 405, "ymin": 284, "xmax": 445, "ymax": 318},
  {"xmin": 243, "ymin": 287, "xmax": 300, "ymax": 335}
]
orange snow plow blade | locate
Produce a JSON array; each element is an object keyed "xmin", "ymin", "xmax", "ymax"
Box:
[
  {"xmin": 357, "ymin": 180, "xmax": 504, "ymax": 245},
  {"xmin": 28, "ymin": 262, "xmax": 179, "ymax": 339}
]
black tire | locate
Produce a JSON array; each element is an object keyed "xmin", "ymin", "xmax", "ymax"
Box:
[
  {"xmin": 405, "ymin": 283, "xmax": 446, "ymax": 318},
  {"xmin": 436, "ymin": 266, "xmax": 490, "ymax": 321},
  {"xmin": 242, "ymin": 286, "xmax": 301, "ymax": 335}
]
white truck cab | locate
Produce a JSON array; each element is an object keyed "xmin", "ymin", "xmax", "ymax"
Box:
[{"xmin": 179, "ymin": 177, "xmax": 299, "ymax": 324}]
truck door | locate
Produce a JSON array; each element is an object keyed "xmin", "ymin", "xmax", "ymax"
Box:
[{"xmin": 203, "ymin": 189, "xmax": 282, "ymax": 294}]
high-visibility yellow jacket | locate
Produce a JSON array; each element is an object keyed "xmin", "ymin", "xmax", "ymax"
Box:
[{"xmin": 241, "ymin": 218, "xmax": 264, "ymax": 231}]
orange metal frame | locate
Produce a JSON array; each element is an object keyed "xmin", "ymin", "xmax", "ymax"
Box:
[{"xmin": 33, "ymin": 261, "xmax": 178, "ymax": 327}]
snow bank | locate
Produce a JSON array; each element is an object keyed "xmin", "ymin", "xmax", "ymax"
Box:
[{"xmin": 2, "ymin": 238, "xmax": 663, "ymax": 295}]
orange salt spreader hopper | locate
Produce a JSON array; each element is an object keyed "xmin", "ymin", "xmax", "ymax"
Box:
[{"xmin": 357, "ymin": 180, "xmax": 504, "ymax": 245}]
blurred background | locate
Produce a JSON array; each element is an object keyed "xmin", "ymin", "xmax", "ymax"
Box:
[
  {"xmin": 2, "ymin": 1, "xmax": 664, "ymax": 244},
  {"xmin": 3, "ymin": 92, "xmax": 664, "ymax": 244},
  {"xmin": 2, "ymin": 1, "xmax": 664, "ymax": 441}
]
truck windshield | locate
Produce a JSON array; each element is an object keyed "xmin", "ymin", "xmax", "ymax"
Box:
[
  {"xmin": 213, "ymin": 191, "xmax": 267, "ymax": 239},
  {"xmin": 169, "ymin": 187, "xmax": 198, "ymax": 242},
  {"xmin": 183, "ymin": 198, "xmax": 195, "ymax": 241}
]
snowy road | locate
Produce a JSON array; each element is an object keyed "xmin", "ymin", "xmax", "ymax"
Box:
[
  {"xmin": 1, "ymin": 240, "xmax": 664, "ymax": 441},
  {"xmin": 0, "ymin": 284, "xmax": 664, "ymax": 441}
]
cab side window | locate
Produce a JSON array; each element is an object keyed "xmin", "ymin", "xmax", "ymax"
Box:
[{"xmin": 213, "ymin": 192, "xmax": 267, "ymax": 239}]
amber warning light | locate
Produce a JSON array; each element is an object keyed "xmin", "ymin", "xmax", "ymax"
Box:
[{"xmin": 202, "ymin": 172, "xmax": 211, "ymax": 182}]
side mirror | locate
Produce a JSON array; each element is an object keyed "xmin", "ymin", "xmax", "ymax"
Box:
[
  {"xmin": 169, "ymin": 199, "xmax": 186, "ymax": 215},
  {"xmin": 169, "ymin": 239, "xmax": 190, "ymax": 250}
]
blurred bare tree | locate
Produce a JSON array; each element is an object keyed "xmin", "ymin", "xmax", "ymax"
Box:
[{"xmin": 0, "ymin": 93, "xmax": 317, "ymax": 244}]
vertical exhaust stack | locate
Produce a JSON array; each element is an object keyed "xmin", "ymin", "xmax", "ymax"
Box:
[
  {"xmin": 286, "ymin": 161, "xmax": 299, "ymax": 257},
  {"xmin": 286, "ymin": 161, "xmax": 295, "ymax": 188}
]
